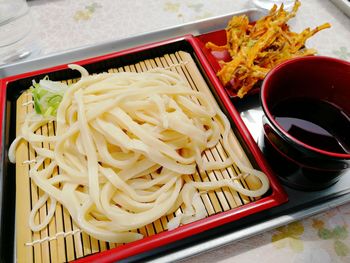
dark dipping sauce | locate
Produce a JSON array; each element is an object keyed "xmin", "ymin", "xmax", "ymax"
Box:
[{"xmin": 272, "ymin": 97, "xmax": 350, "ymax": 154}]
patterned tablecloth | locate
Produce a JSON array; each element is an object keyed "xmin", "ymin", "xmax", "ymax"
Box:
[{"xmin": 27, "ymin": 1, "xmax": 350, "ymax": 262}]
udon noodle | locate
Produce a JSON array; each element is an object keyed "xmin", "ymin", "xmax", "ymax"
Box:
[{"xmin": 9, "ymin": 65, "xmax": 269, "ymax": 243}]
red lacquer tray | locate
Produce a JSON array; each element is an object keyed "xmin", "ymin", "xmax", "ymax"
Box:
[{"xmin": 0, "ymin": 34, "xmax": 287, "ymax": 263}]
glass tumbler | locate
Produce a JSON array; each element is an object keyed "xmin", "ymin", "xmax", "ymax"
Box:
[{"xmin": 0, "ymin": 0, "xmax": 39, "ymax": 65}]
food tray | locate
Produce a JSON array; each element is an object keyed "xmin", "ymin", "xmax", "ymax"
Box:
[
  {"xmin": 1, "ymin": 8, "xmax": 349, "ymax": 263},
  {"xmin": 0, "ymin": 33, "xmax": 287, "ymax": 262},
  {"xmin": 330, "ymin": 0, "xmax": 350, "ymax": 17}
]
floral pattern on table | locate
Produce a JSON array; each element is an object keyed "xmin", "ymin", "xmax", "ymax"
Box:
[
  {"xmin": 163, "ymin": 1, "xmax": 213, "ymax": 21},
  {"xmin": 74, "ymin": 2, "xmax": 102, "ymax": 21},
  {"xmin": 312, "ymin": 210, "xmax": 350, "ymax": 258},
  {"xmin": 271, "ymin": 221, "xmax": 305, "ymax": 252},
  {"xmin": 183, "ymin": 204, "xmax": 350, "ymax": 263},
  {"xmin": 163, "ymin": 1, "xmax": 180, "ymax": 13}
]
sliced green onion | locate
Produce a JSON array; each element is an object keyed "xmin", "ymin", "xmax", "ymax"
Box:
[{"xmin": 30, "ymin": 77, "xmax": 68, "ymax": 117}]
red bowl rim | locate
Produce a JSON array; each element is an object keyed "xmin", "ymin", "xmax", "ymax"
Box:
[{"xmin": 261, "ymin": 55, "xmax": 350, "ymax": 159}]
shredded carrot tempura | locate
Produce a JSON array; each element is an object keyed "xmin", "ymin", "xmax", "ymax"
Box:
[{"xmin": 206, "ymin": 0, "xmax": 331, "ymax": 98}]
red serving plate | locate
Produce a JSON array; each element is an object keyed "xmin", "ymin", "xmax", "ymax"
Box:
[{"xmin": 0, "ymin": 34, "xmax": 288, "ymax": 263}]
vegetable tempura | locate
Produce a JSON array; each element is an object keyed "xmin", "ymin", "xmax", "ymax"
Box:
[{"xmin": 206, "ymin": 0, "xmax": 331, "ymax": 98}]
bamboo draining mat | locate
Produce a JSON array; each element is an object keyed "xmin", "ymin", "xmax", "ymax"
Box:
[{"xmin": 15, "ymin": 51, "xmax": 263, "ymax": 263}]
